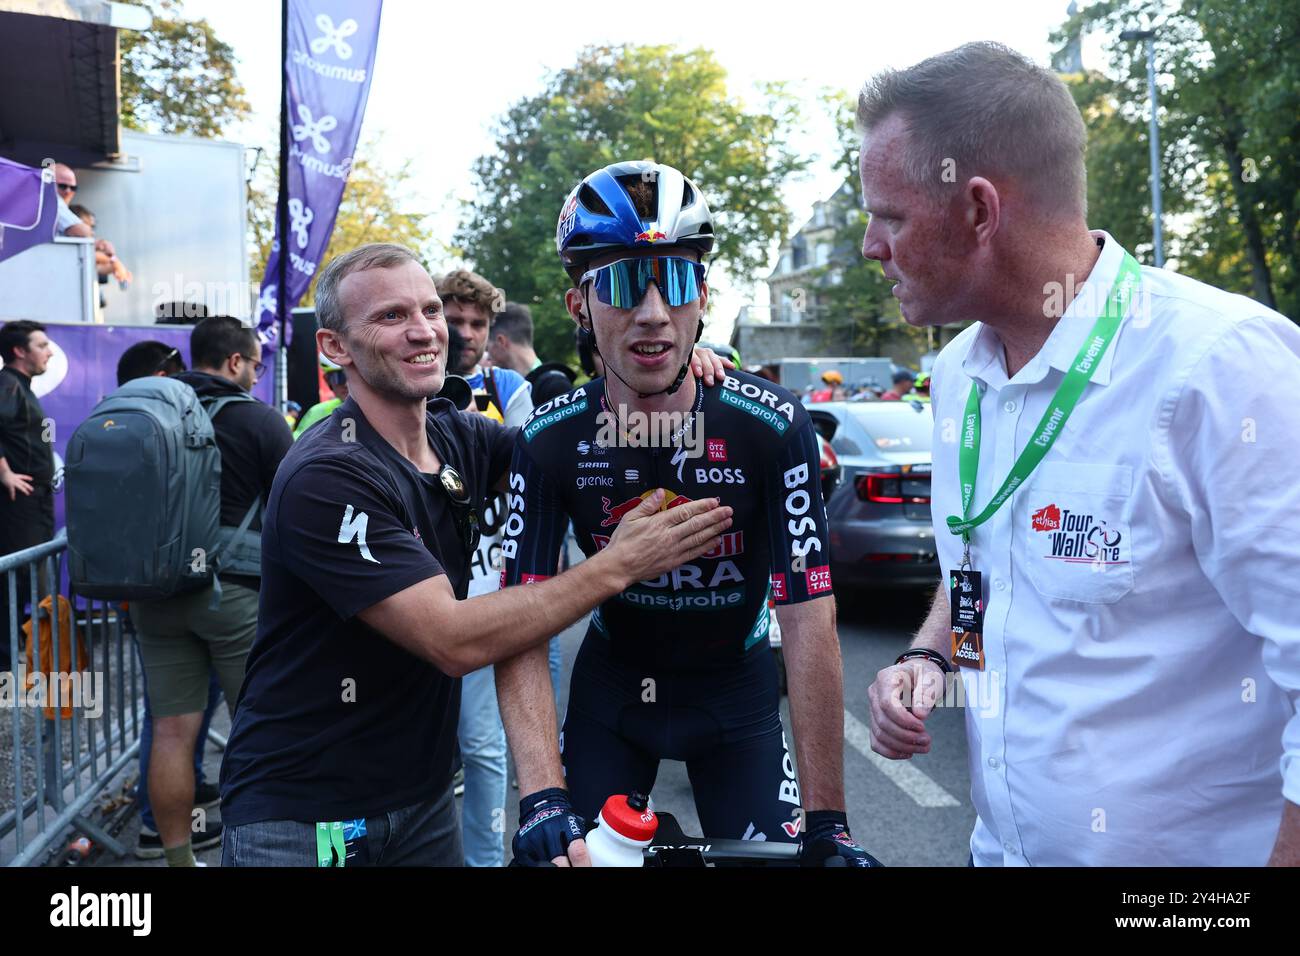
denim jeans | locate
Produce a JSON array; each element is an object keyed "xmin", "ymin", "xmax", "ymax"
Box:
[
  {"xmin": 222, "ymin": 786, "xmax": 463, "ymax": 866},
  {"xmin": 134, "ymin": 647, "xmax": 223, "ymax": 830},
  {"xmin": 457, "ymin": 664, "xmax": 507, "ymax": 866}
]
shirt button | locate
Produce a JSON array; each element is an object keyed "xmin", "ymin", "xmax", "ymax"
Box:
[
  {"xmin": 987, "ymin": 756, "xmax": 1000, "ymax": 769},
  {"xmin": 1004, "ymin": 842, "xmax": 1019, "ymax": 855},
  {"xmin": 994, "ymin": 579, "xmax": 1006, "ymax": 591},
  {"xmin": 1003, "ymin": 400, "xmax": 1016, "ymax": 413}
]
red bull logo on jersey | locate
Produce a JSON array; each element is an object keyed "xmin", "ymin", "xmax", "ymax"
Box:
[
  {"xmin": 599, "ymin": 489, "xmax": 692, "ymax": 528},
  {"xmin": 635, "ymin": 230, "xmax": 668, "ymax": 243}
]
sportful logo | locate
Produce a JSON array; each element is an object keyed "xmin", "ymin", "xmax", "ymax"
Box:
[{"xmin": 338, "ymin": 504, "xmax": 379, "ymax": 564}]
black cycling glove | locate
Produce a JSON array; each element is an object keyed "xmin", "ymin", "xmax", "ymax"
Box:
[
  {"xmin": 512, "ymin": 788, "xmax": 588, "ymax": 866},
  {"xmin": 799, "ymin": 810, "xmax": 884, "ymax": 867}
]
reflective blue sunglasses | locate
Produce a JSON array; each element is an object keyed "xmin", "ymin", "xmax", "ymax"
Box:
[{"xmin": 580, "ymin": 256, "xmax": 706, "ymax": 310}]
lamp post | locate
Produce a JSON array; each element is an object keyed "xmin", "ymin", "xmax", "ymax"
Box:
[{"xmin": 1120, "ymin": 28, "xmax": 1164, "ymax": 267}]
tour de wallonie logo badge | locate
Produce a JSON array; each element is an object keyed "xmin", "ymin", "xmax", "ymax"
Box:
[{"xmin": 1031, "ymin": 503, "xmax": 1129, "ymax": 566}]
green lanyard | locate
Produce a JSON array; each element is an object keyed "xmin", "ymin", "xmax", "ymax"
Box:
[
  {"xmin": 316, "ymin": 821, "xmax": 346, "ymax": 867},
  {"xmin": 947, "ymin": 252, "xmax": 1142, "ymax": 554}
]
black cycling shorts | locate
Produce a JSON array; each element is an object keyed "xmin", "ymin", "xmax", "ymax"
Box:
[{"xmin": 560, "ymin": 630, "xmax": 803, "ymax": 843}]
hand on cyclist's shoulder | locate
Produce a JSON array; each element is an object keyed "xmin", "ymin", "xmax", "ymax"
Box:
[
  {"xmin": 513, "ymin": 788, "xmax": 590, "ymax": 867},
  {"xmin": 799, "ymin": 810, "xmax": 884, "ymax": 868}
]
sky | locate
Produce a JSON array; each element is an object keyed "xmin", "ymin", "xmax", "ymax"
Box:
[{"xmin": 180, "ymin": 0, "xmax": 1110, "ymax": 340}]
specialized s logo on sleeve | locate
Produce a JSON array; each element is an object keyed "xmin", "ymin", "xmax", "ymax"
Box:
[{"xmin": 338, "ymin": 504, "xmax": 379, "ymax": 564}]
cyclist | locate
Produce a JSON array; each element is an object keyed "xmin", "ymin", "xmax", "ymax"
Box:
[
  {"xmin": 809, "ymin": 370, "xmax": 841, "ymax": 403},
  {"xmin": 497, "ymin": 160, "xmax": 880, "ymax": 867}
]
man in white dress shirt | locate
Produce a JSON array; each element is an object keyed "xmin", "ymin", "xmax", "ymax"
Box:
[{"xmin": 861, "ymin": 41, "xmax": 1300, "ymax": 866}]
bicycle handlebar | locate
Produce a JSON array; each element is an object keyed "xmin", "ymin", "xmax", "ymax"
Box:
[{"xmin": 641, "ymin": 812, "xmax": 801, "ymax": 867}]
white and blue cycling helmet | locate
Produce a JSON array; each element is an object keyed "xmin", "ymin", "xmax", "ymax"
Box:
[{"xmin": 555, "ymin": 160, "xmax": 716, "ymax": 279}]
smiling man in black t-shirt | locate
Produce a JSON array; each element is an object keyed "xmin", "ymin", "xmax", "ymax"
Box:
[{"xmin": 219, "ymin": 243, "xmax": 732, "ymax": 866}]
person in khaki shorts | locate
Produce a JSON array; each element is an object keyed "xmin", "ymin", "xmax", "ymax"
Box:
[{"xmin": 133, "ymin": 316, "xmax": 292, "ymax": 867}]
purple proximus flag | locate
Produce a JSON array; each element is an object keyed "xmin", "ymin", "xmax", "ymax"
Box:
[
  {"xmin": 255, "ymin": 0, "xmax": 384, "ymax": 349},
  {"xmin": 0, "ymin": 157, "xmax": 58, "ymax": 264}
]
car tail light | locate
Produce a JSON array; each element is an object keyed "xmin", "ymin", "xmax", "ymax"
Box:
[
  {"xmin": 855, "ymin": 471, "xmax": 931, "ymax": 504},
  {"xmin": 820, "ymin": 441, "xmax": 838, "ymax": 472}
]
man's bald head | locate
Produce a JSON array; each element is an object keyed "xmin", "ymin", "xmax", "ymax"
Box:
[{"xmin": 53, "ymin": 163, "xmax": 77, "ymax": 199}]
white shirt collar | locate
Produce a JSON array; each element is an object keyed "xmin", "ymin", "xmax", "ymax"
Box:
[{"xmin": 961, "ymin": 230, "xmax": 1129, "ymax": 390}]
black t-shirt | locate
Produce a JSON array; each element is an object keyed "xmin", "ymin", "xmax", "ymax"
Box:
[
  {"xmin": 219, "ymin": 395, "xmax": 515, "ymax": 825},
  {"xmin": 0, "ymin": 366, "xmax": 54, "ymax": 483}
]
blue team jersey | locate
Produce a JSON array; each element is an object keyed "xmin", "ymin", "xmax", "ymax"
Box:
[{"xmin": 501, "ymin": 371, "xmax": 832, "ymax": 669}]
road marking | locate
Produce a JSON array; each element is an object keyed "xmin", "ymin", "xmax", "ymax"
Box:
[{"xmin": 843, "ymin": 709, "xmax": 961, "ymax": 808}]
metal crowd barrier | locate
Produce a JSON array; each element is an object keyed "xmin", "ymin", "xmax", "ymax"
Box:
[{"xmin": 1, "ymin": 530, "xmax": 145, "ymax": 866}]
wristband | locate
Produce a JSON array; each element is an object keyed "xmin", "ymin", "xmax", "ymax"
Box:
[
  {"xmin": 894, "ymin": 648, "xmax": 952, "ymax": 674},
  {"xmin": 803, "ymin": 809, "xmax": 848, "ymax": 834}
]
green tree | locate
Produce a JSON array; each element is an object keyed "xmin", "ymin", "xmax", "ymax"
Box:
[
  {"xmin": 808, "ymin": 98, "xmax": 920, "ymax": 357},
  {"xmin": 1054, "ymin": 0, "xmax": 1300, "ymax": 319},
  {"xmin": 458, "ymin": 44, "xmax": 812, "ymax": 362},
  {"xmin": 119, "ymin": 0, "xmax": 251, "ymax": 138}
]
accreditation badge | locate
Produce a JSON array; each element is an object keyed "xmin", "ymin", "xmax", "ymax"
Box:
[{"xmin": 949, "ymin": 569, "xmax": 985, "ymax": 670}]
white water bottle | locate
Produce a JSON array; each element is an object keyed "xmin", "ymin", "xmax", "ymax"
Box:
[{"xmin": 585, "ymin": 792, "xmax": 658, "ymax": 867}]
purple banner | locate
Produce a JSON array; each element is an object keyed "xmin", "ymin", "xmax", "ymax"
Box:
[
  {"xmin": 0, "ymin": 157, "xmax": 58, "ymax": 264},
  {"xmin": 30, "ymin": 325, "xmax": 193, "ymax": 534},
  {"xmin": 256, "ymin": 0, "xmax": 384, "ymax": 348}
]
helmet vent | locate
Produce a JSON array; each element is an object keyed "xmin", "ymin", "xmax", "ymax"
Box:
[{"xmin": 578, "ymin": 184, "xmax": 612, "ymax": 218}]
